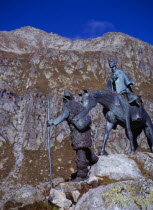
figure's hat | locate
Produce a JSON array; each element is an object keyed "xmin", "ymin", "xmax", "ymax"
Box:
[{"xmin": 63, "ymin": 91, "xmax": 74, "ymax": 100}]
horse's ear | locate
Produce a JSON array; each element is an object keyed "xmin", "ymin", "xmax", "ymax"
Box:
[{"xmin": 78, "ymin": 89, "xmax": 88, "ymax": 96}]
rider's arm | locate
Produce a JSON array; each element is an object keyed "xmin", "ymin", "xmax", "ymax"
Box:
[
  {"xmin": 106, "ymin": 76, "xmax": 114, "ymax": 91},
  {"xmin": 122, "ymin": 71, "xmax": 135, "ymax": 86}
]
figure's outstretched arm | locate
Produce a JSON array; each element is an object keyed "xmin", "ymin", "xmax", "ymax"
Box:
[
  {"xmin": 72, "ymin": 109, "xmax": 88, "ymax": 122},
  {"xmin": 48, "ymin": 107, "xmax": 69, "ymax": 126}
]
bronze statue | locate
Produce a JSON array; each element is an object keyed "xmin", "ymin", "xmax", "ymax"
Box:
[
  {"xmin": 77, "ymin": 59, "xmax": 153, "ymax": 155},
  {"xmin": 80, "ymin": 89, "xmax": 153, "ymax": 155},
  {"xmin": 47, "ymin": 91, "xmax": 98, "ymax": 182}
]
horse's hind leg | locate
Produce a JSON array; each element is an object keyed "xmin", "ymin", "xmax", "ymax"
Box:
[
  {"xmin": 125, "ymin": 128, "xmax": 142, "ymax": 152},
  {"xmin": 143, "ymin": 113, "xmax": 153, "ymax": 152},
  {"xmin": 99, "ymin": 121, "xmax": 114, "ymax": 156},
  {"xmin": 144, "ymin": 125, "xmax": 153, "ymax": 153},
  {"xmin": 133, "ymin": 128, "xmax": 142, "ymax": 151}
]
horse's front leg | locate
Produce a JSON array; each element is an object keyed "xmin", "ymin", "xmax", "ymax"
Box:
[
  {"xmin": 100, "ymin": 121, "xmax": 114, "ymax": 156},
  {"xmin": 125, "ymin": 118, "xmax": 135, "ymax": 154}
]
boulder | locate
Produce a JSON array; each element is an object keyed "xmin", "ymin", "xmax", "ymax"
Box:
[
  {"xmin": 88, "ymin": 154, "xmax": 143, "ymax": 184},
  {"xmin": 131, "ymin": 152, "xmax": 153, "ymax": 177},
  {"xmin": 49, "ymin": 188, "xmax": 72, "ymax": 209},
  {"xmin": 75, "ymin": 179, "xmax": 153, "ymax": 210},
  {"xmin": 2, "ymin": 184, "xmax": 46, "ymax": 209}
]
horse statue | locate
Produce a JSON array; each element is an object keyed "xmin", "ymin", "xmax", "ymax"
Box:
[{"xmin": 73, "ymin": 90, "xmax": 153, "ymax": 155}]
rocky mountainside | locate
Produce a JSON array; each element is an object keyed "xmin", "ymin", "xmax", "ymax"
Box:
[
  {"xmin": 0, "ymin": 27, "xmax": 153, "ymax": 209},
  {"xmin": 1, "ymin": 26, "xmax": 151, "ymax": 53}
]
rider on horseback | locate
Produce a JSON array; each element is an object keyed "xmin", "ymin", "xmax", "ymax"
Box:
[{"xmin": 106, "ymin": 58, "xmax": 142, "ymax": 121}]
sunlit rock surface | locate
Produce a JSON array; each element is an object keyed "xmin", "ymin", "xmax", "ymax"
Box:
[
  {"xmin": 88, "ymin": 154, "xmax": 144, "ymax": 181},
  {"xmin": 75, "ymin": 179, "xmax": 153, "ymax": 210},
  {"xmin": 0, "ymin": 27, "xmax": 153, "ymax": 209}
]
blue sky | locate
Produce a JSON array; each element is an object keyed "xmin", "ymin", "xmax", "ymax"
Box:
[{"xmin": 0, "ymin": 0, "xmax": 153, "ymax": 44}]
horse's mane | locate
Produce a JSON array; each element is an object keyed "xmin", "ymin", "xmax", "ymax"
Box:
[
  {"xmin": 104, "ymin": 89, "xmax": 120, "ymax": 96},
  {"xmin": 87, "ymin": 89, "xmax": 119, "ymax": 96},
  {"xmin": 91, "ymin": 89, "xmax": 120, "ymax": 97}
]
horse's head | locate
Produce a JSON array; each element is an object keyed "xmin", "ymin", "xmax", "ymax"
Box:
[{"xmin": 81, "ymin": 91, "xmax": 97, "ymax": 111}]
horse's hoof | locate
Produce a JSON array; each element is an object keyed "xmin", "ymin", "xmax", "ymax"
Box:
[
  {"xmin": 99, "ymin": 151, "xmax": 104, "ymax": 156},
  {"xmin": 130, "ymin": 151, "xmax": 135, "ymax": 155}
]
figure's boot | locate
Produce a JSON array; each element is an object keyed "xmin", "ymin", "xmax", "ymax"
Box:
[
  {"xmin": 85, "ymin": 148, "xmax": 99, "ymax": 166},
  {"xmin": 72, "ymin": 149, "xmax": 89, "ymax": 182},
  {"xmin": 75, "ymin": 168, "xmax": 89, "ymax": 182},
  {"xmin": 72, "ymin": 161, "xmax": 89, "ymax": 182},
  {"xmin": 90, "ymin": 152, "xmax": 99, "ymax": 166},
  {"xmin": 71, "ymin": 171, "xmax": 77, "ymax": 180}
]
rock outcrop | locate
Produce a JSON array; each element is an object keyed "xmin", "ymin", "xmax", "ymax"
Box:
[
  {"xmin": 75, "ymin": 179, "xmax": 153, "ymax": 210},
  {"xmin": 0, "ymin": 27, "xmax": 153, "ymax": 209},
  {"xmin": 88, "ymin": 154, "xmax": 144, "ymax": 182}
]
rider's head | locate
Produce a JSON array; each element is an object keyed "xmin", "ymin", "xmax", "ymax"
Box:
[{"xmin": 108, "ymin": 59, "xmax": 117, "ymax": 68}]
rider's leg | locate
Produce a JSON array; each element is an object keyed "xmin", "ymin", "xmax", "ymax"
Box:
[
  {"xmin": 85, "ymin": 147, "xmax": 99, "ymax": 166},
  {"xmin": 130, "ymin": 98, "xmax": 143, "ymax": 121},
  {"xmin": 72, "ymin": 149, "xmax": 89, "ymax": 182}
]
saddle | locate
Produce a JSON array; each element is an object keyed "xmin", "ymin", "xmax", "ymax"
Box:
[{"xmin": 106, "ymin": 90, "xmax": 143, "ymax": 122}]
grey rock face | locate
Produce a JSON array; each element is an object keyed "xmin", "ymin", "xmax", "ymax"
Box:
[
  {"xmin": 49, "ymin": 188, "xmax": 72, "ymax": 209},
  {"xmin": 132, "ymin": 152, "xmax": 153, "ymax": 177},
  {"xmin": 0, "ymin": 182, "xmax": 47, "ymax": 209},
  {"xmin": 75, "ymin": 179, "xmax": 153, "ymax": 210},
  {"xmin": 89, "ymin": 154, "xmax": 143, "ymax": 182},
  {"xmin": 1, "ymin": 27, "xmax": 152, "ymax": 54}
]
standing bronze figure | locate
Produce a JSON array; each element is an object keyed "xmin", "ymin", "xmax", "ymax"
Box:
[{"xmin": 47, "ymin": 91, "xmax": 98, "ymax": 182}]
